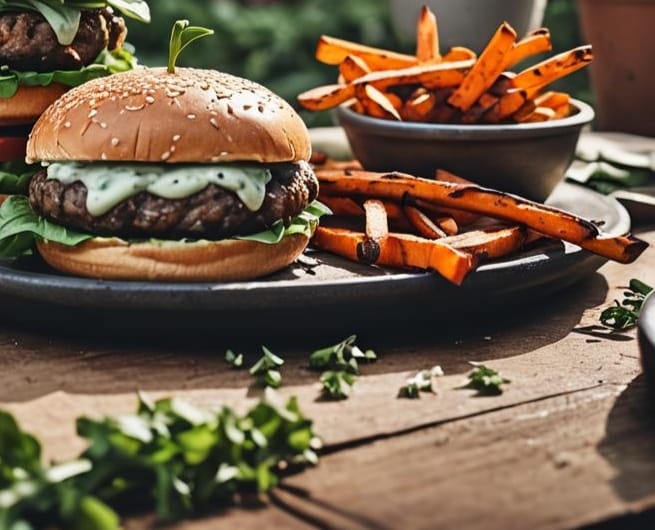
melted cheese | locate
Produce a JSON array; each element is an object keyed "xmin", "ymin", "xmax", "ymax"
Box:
[{"xmin": 46, "ymin": 162, "xmax": 272, "ymax": 217}]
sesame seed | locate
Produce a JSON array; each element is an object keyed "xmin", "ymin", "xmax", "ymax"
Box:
[
  {"xmin": 64, "ymin": 121, "xmax": 72, "ymax": 128},
  {"xmin": 88, "ymin": 109, "xmax": 98, "ymax": 118},
  {"xmin": 210, "ymin": 118, "xmax": 219, "ymax": 129},
  {"xmin": 170, "ymin": 146, "xmax": 176, "ymax": 153},
  {"xmin": 172, "ymin": 134, "xmax": 181, "ymax": 142},
  {"xmin": 101, "ymin": 152, "xmax": 108, "ymax": 160},
  {"xmin": 145, "ymin": 96, "xmax": 155, "ymax": 104},
  {"xmin": 161, "ymin": 151, "xmax": 171, "ymax": 161},
  {"xmin": 100, "ymin": 122, "xmax": 108, "ymax": 129},
  {"xmin": 111, "ymin": 138, "xmax": 120, "ymax": 146},
  {"xmin": 187, "ymin": 114, "xmax": 197, "ymax": 120}
]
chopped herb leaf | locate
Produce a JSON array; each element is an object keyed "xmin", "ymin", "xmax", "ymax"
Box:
[
  {"xmin": 224, "ymin": 349, "xmax": 243, "ymax": 368},
  {"xmin": 308, "ymin": 335, "xmax": 376, "ymax": 374},
  {"xmin": 250, "ymin": 346, "xmax": 284, "ymax": 388},
  {"xmin": 600, "ymin": 278, "xmax": 653, "ymax": 330},
  {"xmin": 465, "ymin": 363, "xmax": 510, "ymax": 395},
  {"xmin": 399, "ymin": 366, "xmax": 443, "ymax": 399},
  {"xmin": 320, "ymin": 370, "xmax": 356, "ymax": 400}
]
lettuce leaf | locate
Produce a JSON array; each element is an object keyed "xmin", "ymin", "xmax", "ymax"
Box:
[
  {"xmin": 0, "ymin": 195, "xmax": 93, "ymax": 258},
  {"xmin": 0, "ymin": 47, "xmax": 139, "ymax": 98},
  {"xmin": 0, "ymin": 196, "xmax": 331, "ymax": 259},
  {"xmin": 0, "ymin": 160, "xmax": 39, "ymax": 194},
  {"xmin": 236, "ymin": 200, "xmax": 331, "ymax": 244}
]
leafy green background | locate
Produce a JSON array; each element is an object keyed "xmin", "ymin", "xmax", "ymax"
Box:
[{"xmin": 124, "ymin": 0, "xmax": 588, "ymax": 127}]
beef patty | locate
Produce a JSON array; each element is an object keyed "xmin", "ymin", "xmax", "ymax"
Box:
[
  {"xmin": 29, "ymin": 161, "xmax": 319, "ymax": 240},
  {"xmin": 0, "ymin": 9, "xmax": 126, "ymax": 72}
]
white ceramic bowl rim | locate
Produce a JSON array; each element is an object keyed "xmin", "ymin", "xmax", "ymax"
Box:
[{"xmin": 336, "ymin": 99, "xmax": 595, "ymax": 141}]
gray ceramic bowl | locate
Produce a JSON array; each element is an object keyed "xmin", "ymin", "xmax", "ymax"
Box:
[{"xmin": 337, "ymin": 99, "xmax": 595, "ymax": 201}]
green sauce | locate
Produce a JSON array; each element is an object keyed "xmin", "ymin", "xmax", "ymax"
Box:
[{"xmin": 46, "ymin": 162, "xmax": 272, "ymax": 217}]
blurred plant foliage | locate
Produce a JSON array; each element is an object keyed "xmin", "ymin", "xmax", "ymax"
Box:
[
  {"xmin": 126, "ymin": 0, "xmax": 589, "ymax": 126},
  {"xmin": 127, "ymin": 0, "xmax": 393, "ymax": 126},
  {"xmin": 542, "ymin": 0, "xmax": 591, "ymax": 104}
]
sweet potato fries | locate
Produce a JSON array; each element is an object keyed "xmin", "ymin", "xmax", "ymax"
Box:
[
  {"xmin": 311, "ymin": 163, "xmax": 648, "ymax": 285},
  {"xmin": 298, "ymin": 6, "xmax": 592, "ymax": 125}
]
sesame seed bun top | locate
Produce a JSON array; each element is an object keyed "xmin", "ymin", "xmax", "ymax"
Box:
[{"xmin": 26, "ymin": 67, "xmax": 311, "ymax": 165}]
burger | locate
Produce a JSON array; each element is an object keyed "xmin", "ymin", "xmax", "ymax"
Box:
[
  {"xmin": 0, "ymin": 0, "xmax": 150, "ymax": 190},
  {"xmin": 0, "ymin": 66, "xmax": 325, "ymax": 281}
]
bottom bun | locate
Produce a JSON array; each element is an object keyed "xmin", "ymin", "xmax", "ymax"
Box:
[
  {"xmin": 0, "ymin": 84, "xmax": 68, "ymax": 126},
  {"xmin": 36, "ymin": 234, "xmax": 310, "ymax": 282}
]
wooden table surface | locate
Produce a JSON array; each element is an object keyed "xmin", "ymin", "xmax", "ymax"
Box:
[{"xmin": 1, "ymin": 230, "xmax": 654, "ymax": 530}]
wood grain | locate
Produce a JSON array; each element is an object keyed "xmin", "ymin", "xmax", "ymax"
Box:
[
  {"xmin": 279, "ymin": 377, "xmax": 655, "ymax": 530},
  {"xmin": 0, "ymin": 231, "xmax": 653, "ymax": 529}
]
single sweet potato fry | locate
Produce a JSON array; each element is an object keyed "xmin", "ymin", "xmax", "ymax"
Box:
[
  {"xmin": 483, "ymin": 89, "xmax": 527, "ymax": 123},
  {"xmin": 354, "ymin": 60, "xmax": 472, "ymax": 91},
  {"xmin": 316, "ymin": 35, "xmax": 418, "ymax": 70},
  {"xmin": 357, "ymin": 84, "xmax": 402, "ymax": 120},
  {"xmin": 404, "ymin": 205, "xmax": 447, "ymax": 239},
  {"xmin": 297, "ymin": 84, "xmax": 355, "ymax": 111},
  {"xmin": 416, "ymin": 5, "xmax": 441, "ymax": 62},
  {"xmin": 339, "ymin": 55, "xmax": 371, "ymax": 83},
  {"xmin": 513, "ymin": 45, "xmax": 593, "ymax": 90},
  {"xmin": 442, "ymin": 225, "xmax": 528, "ymax": 259},
  {"xmin": 316, "ymin": 169, "xmax": 649, "ymax": 264},
  {"xmin": 312, "ymin": 226, "xmax": 477, "ymax": 285},
  {"xmin": 503, "ymin": 28, "xmax": 552, "ymax": 69},
  {"xmin": 447, "ymin": 22, "xmax": 517, "ymax": 112}
]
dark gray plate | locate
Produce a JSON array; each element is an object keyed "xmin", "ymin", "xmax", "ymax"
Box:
[{"xmin": 0, "ymin": 181, "xmax": 631, "ymax": 336}]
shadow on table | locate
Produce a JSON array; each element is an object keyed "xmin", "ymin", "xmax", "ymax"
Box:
[
  {"xmin": 0, "ymin": 272, "xmax": 609, "ymax": 402},
  {"xmin": 596, "ymin": 374, "xmax": 655, "ymax": 518}
]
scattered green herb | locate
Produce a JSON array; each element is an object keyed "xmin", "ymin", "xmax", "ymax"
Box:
[
  {"xmin": 224, "ymin": 349, "xmax": 243, "ymax": 369},
  {"xmin": 168, "ymin": 20, "xmax": 214, "ymax": 74},
  {"xmin": 320, "ymin": 370, "xmax": 356, "ymax": 400},
  {"xmin": 249, "ymin": 346, "xmax": 284, "ymax": 388},
  {"xmin": 0, "ymin": 390, "xmax": 319, "ymax": 528},
  {"xmin": 309, "ymin": 335, "xmax": 376, "ymax": 374},
  {"xmin": 399, "ymin": 366, "xmax": 443, "ymax": 399},
  {"xmin": 465, "ymin": 363, "xmax": 510, "ymax": 396},
  {"xmin": 309, "ymin": 336, "xmax": 376, "ymax": 401},
  {"xmin": 600, "ymin": 279, "xmax": 653, "ymax": 330}
]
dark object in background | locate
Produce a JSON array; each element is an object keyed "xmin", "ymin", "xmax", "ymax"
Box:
[
  {"xmin": 639, "ymin": 293, "xmax": 655, "ymax": 392},
  {"xmin": 578, "ymin": 0, "xmax": 655, "ymax": 136}
]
